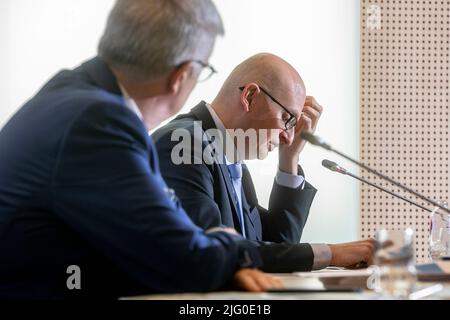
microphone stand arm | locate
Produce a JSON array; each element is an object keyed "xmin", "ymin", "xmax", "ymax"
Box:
[
  {"xmin": 343, "ymin": 171, "xmax": 432, "ymax": 213},
  {"xmin": 329, "ymin": 146, "xmax": 450, "ymax": 214}
]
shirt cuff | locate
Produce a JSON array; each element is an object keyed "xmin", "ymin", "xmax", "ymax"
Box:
[
  {"xmin": 275, "ymin": 169, "xmax": 305, "ymax": 189},
  {"xmin": 311, "ymin": 244, "xmax": 332, "ymax": 270}
]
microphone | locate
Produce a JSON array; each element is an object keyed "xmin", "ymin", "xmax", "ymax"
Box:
[
  {"xmin": 301, "ymin": 131, "xmax": 450, "ymax": 214},
  {"xmin": 322, "ymin": 159, "xmax": 347, "ymax": 174},
  {"xmin": 322, "ymin": 159, "xmax": 432, "ymax": 213}
]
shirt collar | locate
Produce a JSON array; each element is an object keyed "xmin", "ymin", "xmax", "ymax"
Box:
[
  {"xmin": 204, "ymin": 103, "xmax": 242, "ymax": 166},
  {"xmin": 118, "ymin": 83, "xmax": 144, "ymax": 121},
  {"xmin": 205, "ymin": 102, "xmax": 226, "ymax": 134}
]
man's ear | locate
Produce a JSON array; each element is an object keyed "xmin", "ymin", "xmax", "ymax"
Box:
[
  {"xmin": 240, "ymin": 83, "xmax": 260, "ymax": 112},
  {"xmin": 168, "ymin": 63, "xmax": 193, "ymax": 95}
]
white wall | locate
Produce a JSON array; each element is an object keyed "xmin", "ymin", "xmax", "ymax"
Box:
[
  {"xmin": 0, "ymin": 0, "xmax": 114, "ymax": 128},
  {"xmin": 0, "ymin": 1, "xmax": 12, "ymax": 126},
  {"xmin": 0, "ymin": 0, "xmax": 361, "ymax": 244}
]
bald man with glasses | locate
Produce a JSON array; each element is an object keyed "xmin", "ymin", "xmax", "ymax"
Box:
[{"xmin": 153, "ymin": 53, "xmax": 375, "ymax": 273}]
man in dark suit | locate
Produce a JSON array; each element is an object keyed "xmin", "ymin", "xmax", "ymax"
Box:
[
  {"xmin": 0, "ymin": 0, "xmax": 282, "ymax": 299},
  {"xmin": 153, "ymin": 53, "xmax": 375, "ymax": 272}
]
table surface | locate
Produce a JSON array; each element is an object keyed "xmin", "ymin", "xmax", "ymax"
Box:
[{"xmin": 122, "ymin": 268, "xmax": 450, "ymax": 300}]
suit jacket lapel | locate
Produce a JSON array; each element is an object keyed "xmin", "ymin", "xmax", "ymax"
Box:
[
  {"xmin": 242, "ymin": 164, "xmax": 258, "ymax": 207},
  {"xmin": 240, "ymin": 165, "xmax": 257, "ymax": 229},
  {"xmin": 190, "ymin": 102, "xmax": 244, "ymax": 234}
]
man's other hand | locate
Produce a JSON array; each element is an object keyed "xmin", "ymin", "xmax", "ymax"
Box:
[
  {"xmin": 233, "ymin": 269, "xmax": 283, "ymax": 292},
  {"xmin": 329, "ymin": 239, "xmax": 376, "ymax": 269}
]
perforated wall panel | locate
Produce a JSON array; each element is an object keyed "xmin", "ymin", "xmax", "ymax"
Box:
[{"xmin": 360, "ymin": 0, "xmax": 450, "ymax": 263}]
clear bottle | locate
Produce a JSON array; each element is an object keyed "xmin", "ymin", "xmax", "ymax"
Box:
[
  {"xmin": 428, "ymin": 200, "xmax": 449, "ymax": 261},
  {"xmin": 372, "ymin": 228, "xmax": 417, "ymax": 299}
]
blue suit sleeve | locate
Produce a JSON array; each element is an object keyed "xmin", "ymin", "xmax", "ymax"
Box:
[{"xmin": 50, "ymin": 103, "xmax": 260, "ymax": 293}]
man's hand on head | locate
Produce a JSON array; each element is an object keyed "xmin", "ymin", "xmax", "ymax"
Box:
[{"xmin": 278, "ymin": 96, "xmax": 323, "ymax": 174}]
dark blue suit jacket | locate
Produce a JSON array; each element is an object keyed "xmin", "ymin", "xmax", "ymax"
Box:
[
  {"xmin": 153, "ymin": 102, "xmax": 318, "ymax": 272},
  {"xmin": 0, "ymin": 58, "xmax": 261, "ymax": 299}
]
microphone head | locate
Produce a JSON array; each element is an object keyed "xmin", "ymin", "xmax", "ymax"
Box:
[
  {"xmin": 300, "ymin": 131, "xmax": 332, "ymax": 150},
  {"xmin": 322, "ymin": 159, "xmax": 338, "ymax": 171},
  {"xmin": 322, "ymin": 159, "xmax": 347, "ymax": 174}
]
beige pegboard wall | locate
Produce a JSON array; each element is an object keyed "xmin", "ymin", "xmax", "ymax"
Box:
[{"xmin": 360, "ymin": 0, "xmax": 450, "ymax": 263}]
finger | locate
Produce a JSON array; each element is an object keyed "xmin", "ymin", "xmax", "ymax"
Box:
[
  {"xmin": 304, "ymin": 96, "xmax": 323, "ymax": 114},
  {"xmin": 304, "ymin": 96, "xmax": 316, "ymax": 106},
  {"xmin": 367, "ymin": 240, "xmax": 376, "ymax": 252},
  {"xmin": 302, "ymin": 107, "xmax": 321, "ymax": 133},
  {"xmin": 303, "ymin": 108, "xmax": 321, "ymax": 128},
  {"xmin": 363, "ymin": 247, "xmax": 374, "ymax": 266},
  {"xmin": 311, "ymin": 102, "xmax": 323, "ymax": 114},
  {"xmin": 252, "ymin": 273, "xmax": 278, "ymax": 292},
  {"xmin": 264, "ymin": 274, "xmax": 283, "ymax": 290},
  {"xmin": 305, "ymin": 96, "xmax": 314, "ymax": 103},
  {"xmin": 299, "ymin": 114, "xmax": 312, "ymax": 131},
  {"xmin": 303, "ymin": 106, "xmax": 320, "ymax": 118},
  {"xmin": 236, "ymin": 272, "xmax": 263, "ymax": 292},
  {"xmin": 269, "ymin": 276, "xmax": 284, "ymax": 289},
  {"xmin": 294, "ymin": 118, "xmax": 311, "ymax": 136}
]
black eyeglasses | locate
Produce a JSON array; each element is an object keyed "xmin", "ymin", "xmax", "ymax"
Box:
[
  {"xmin": 177, "ymin": 60, "xmax": 217, "ymax": 82},
  {"xmin": 239, "ymin": 85, "xmax": 297, "ymax": 131},
  {"xmin": 191, "ymin": 60, "xmax": 218, "ymax": 82}
]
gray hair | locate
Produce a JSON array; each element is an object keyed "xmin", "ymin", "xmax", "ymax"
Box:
[{"xmin": 98, "ymin": 0, "xmax": 224, "ymax": 80}]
